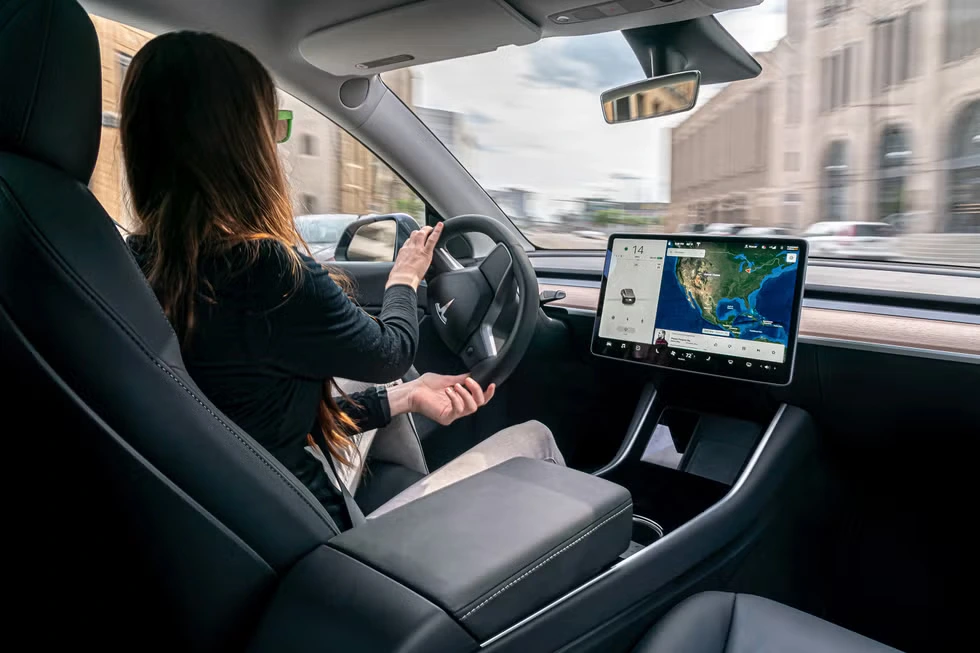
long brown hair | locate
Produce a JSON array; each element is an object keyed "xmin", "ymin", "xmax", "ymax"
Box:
[{"xmin": 120, "ymin": 31, "xmax": 357, "ymax": 466}]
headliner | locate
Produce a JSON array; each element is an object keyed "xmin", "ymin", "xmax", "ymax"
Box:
[{"xmin": 82, "ymin": 0, "xmax": 761, "ymax": 80}]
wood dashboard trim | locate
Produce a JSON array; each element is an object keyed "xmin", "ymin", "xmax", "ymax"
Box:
[{"xmin": 539, "ymin": 283, "xmax": 980, "ymax": 357}]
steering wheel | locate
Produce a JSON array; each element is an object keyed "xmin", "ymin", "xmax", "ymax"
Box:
[{"xmin": 425, "ymin": 214, "xmax": 540, "ymax": 388}]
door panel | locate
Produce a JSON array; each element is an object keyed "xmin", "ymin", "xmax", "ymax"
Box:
[{"xmin": 331, "ymin": 261, "xmax": 426, "ymax": 314}]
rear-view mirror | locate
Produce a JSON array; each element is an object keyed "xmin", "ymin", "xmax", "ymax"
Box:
[{"xmin": 600, "ymin": 71, "xmax": 700, "ymax": 124}]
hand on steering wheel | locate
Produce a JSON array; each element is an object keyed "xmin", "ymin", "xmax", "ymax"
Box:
[
  {"xmin": 386, "ymin": 222, "xmax": 443, "ymax": 290},
  {"xmin": 425, "ymin": 215, "xmax": 539, "ymax": 388},
  {"xmin": 407, "ymin": 373, "xmax": 496, "ymax": 426}
]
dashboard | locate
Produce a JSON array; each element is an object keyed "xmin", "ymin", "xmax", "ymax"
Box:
[{"xmin": 591, "ymin": 234, "xmax": 808, "ymax": 385}]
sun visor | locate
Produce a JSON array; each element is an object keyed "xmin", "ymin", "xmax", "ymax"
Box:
[{"xmin": 300, "ymin": 0, "xmax": 541, "ymax": 76}]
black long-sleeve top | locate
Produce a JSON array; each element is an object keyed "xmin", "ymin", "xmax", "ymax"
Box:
[{"xmin": 129, "ymin": 237, "xmax": 419, "ymax": 528}]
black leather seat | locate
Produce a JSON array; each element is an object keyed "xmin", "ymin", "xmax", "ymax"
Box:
[
  {"xmin": 1, "ymin": 1, "xmax": 343, "ymax": 648},
  {"xmin": 634, "ymin": 592, "xmax": 902, "ymax": 653}
]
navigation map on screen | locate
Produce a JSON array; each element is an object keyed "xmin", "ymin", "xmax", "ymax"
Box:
[{"xmin": 594, "ymin": 235, "xmax": 806, "ymax": 385}]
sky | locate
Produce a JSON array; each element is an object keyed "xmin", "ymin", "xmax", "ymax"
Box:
[{"xmin": 410, "ymin": 1, "xmax": 787, "ymax": 217}]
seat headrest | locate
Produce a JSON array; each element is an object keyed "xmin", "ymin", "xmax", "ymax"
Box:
[{"xmin": 0, "ymin": 0, "xmax": 101, "ymax": 184}]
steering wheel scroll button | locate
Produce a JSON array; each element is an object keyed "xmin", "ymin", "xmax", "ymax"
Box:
[{"xmin": 479, "ymin": 243, "xmax": 514, "ymax": 291}]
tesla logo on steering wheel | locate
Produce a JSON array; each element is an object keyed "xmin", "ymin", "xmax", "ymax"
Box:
[{"xmin": 435, "ymin": 298, "xmax": 455, "ymax": 325}]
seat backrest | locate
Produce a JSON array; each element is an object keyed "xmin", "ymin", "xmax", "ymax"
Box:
[{"xmin": 0, "ymin": 1, "xmax": 339, "ymax": 649}]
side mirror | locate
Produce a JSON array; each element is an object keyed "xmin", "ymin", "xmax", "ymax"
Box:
[
  {"xmin": 334, "ymin": 213, "xmax": 420, "ymax": 262},
  {"xmin": 600, "ymin": 70, "xmax": 700, "ymax": 124}
]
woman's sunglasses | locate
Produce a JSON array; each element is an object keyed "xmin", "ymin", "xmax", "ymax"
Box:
[{"xmin": 276, "ymin": 109, "xmax": 293, "ymax": 144}]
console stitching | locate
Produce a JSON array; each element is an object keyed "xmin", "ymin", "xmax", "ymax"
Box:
[{"xmin": 459, "ymin": 502, "xmax": 632, "ymax": 621}]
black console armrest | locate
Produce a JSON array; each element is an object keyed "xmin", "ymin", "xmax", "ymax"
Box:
[{"xmin": 329, "ymin": 457, "xmax": 632, "ymax": 641}]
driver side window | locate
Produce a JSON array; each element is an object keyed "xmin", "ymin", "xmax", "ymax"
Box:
[
  {"xmin": 86, "ymin": 14, "xmax": 425, "ymax": 254},
  {"xmin": 277, "ymin": 84, "xmax": 426, "ymax": 242},
  {"xmin": 278, "ymin": 85, "xmax": 426, "ymax": 262}
]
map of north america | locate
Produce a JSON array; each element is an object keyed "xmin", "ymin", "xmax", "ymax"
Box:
[{"xmin": 655, "ymin": 245, "xmax": 798, "ymax": 345}]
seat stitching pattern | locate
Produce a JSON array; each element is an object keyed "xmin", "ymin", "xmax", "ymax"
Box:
[
  {"xmin": 113, "ymin": 226, "xmax": 173, "ymax": 326},
  {"xmin": 723, "ymin": 592, "xmax": 738, "ymax": 653},
  {"xmin": 113, "ymin": 229, "xmax": 180, "ymax": 327},
  {"xmin": 459, "ymin": 502, "xmax": 631, "ymax": 621},
  {"xmin": 149, "ymin": 358, "xmax": 339, "ymax": 534},
  {"xmin": 13, "ymin": 0, "xmax": 51, "ymax": 143},
  {"xmin": 0, "ymin": 179, "xmax": 339, "ymax": 535}
]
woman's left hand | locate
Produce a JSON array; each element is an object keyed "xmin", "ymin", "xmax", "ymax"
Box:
[{"xmin": 391, "ymin": 373, "xmax": 495, "ymax": 425}]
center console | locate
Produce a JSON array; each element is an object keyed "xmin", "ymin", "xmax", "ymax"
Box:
[
  {"xmin": 580, "ymin": 233, "xmax": 814, "ymax": 582},
  {"xmin": 477, "ymin": 397, "xmax": 818, "ymax": 653},
  {"xmin": 602, "ymin": 382, "xmax": 772, "ymax": 549},
  {"xmin": 250, "ymin": 458, "xmax": 634, "ymax": 652},
  {"xmin": 252, "ymin": 392, "xmax": 818, "ymax": 653},
  {"xmin": 330, "ymin": 458, "xmax": 632, "ymax": 642},
  {"xmin": 459, "ymin": 228, "xmax": 820, "ymax": 650},
  {"xmin": 253, "ymin": 234, "xmax": 822, "ymax": 653}
]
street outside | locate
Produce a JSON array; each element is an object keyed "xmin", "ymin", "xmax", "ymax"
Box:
[{"xmin": 523, "ymin": 227, "xmax": 980, "ymax": 269}]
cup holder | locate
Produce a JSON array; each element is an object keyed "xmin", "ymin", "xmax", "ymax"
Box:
[
  {"xmin": 632, "ymin": 515, "xmax": 664, "ymax": 546},
  {"xmin": 621, "ymin": 515, "xmax": 664, "ymax": 559}
]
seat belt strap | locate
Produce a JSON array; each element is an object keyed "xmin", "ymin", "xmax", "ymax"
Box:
[
  {"xmin": 304, "ymin": 438, "xmax": 367, "ymax": 528},
  {"xmin": 325, "ymin": 450, "xmax": 367, "ymax": 528}
]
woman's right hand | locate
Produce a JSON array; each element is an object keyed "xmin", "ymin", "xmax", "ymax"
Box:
[{"xmin": 385, "ymin": 222, "xmax": 443, "ymax": 290}]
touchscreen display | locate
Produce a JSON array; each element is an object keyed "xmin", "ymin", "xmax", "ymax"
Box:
[{"xmin": 592, "ymin": 235, "xmax": 807, "ymax": 385}]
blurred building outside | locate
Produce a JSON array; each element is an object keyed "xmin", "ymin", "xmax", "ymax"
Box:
[
  {"xmin": 568, "ymin": 198, "xmax": 667, "ymax": 230},
  {"xmin": 88, "ymin": 6, "xmax": 980, "ymax": 262},
  {"xmin": 88, "ymin": 15, "xmax": 424, "ymax": 230},
  {"xmin": 488, "ymin": 187, "xmax": 535, "ymax": 228},
  {"xmin": 495, "ymin": 174, "xmax": 668, "ymax": 236},
  {"xmin": 277, "ymin": 68, "xmax": 421, "ymax": 221},
  {"xmin": 670, "ymin": 48, "xmax": 777, "ymax": 231},
  {"xmin": 88, "ymin": 15, "xmax": 150, "ymax": 232},
  {"xmin": 668, "ymin": 0, "xmax": 980, "ymax": 262}
]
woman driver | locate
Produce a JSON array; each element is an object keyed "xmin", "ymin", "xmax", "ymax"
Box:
[{"xmin": 120, "ymin": 31, "xmax": 564, "ymax": 529}]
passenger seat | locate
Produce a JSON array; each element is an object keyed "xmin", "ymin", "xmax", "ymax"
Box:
[{"xmin": 634, "ymin": 592, "xmax": 901, "ymax": 653}]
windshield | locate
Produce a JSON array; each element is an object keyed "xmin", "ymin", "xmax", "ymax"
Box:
[
  {"xmin": 295, "ymin": 215, "xmax": 357, "ymax": 243},
  {"xmin": 704, "ymin": 224, "xmax": 750, "ymax": 234},
  {"xmin": 404, "ymin": 1, "xmax": 980, "ymax": 268},
  {"xmin": 854, "ymin": 224, "xmax": 895, "ymax": 237}
]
